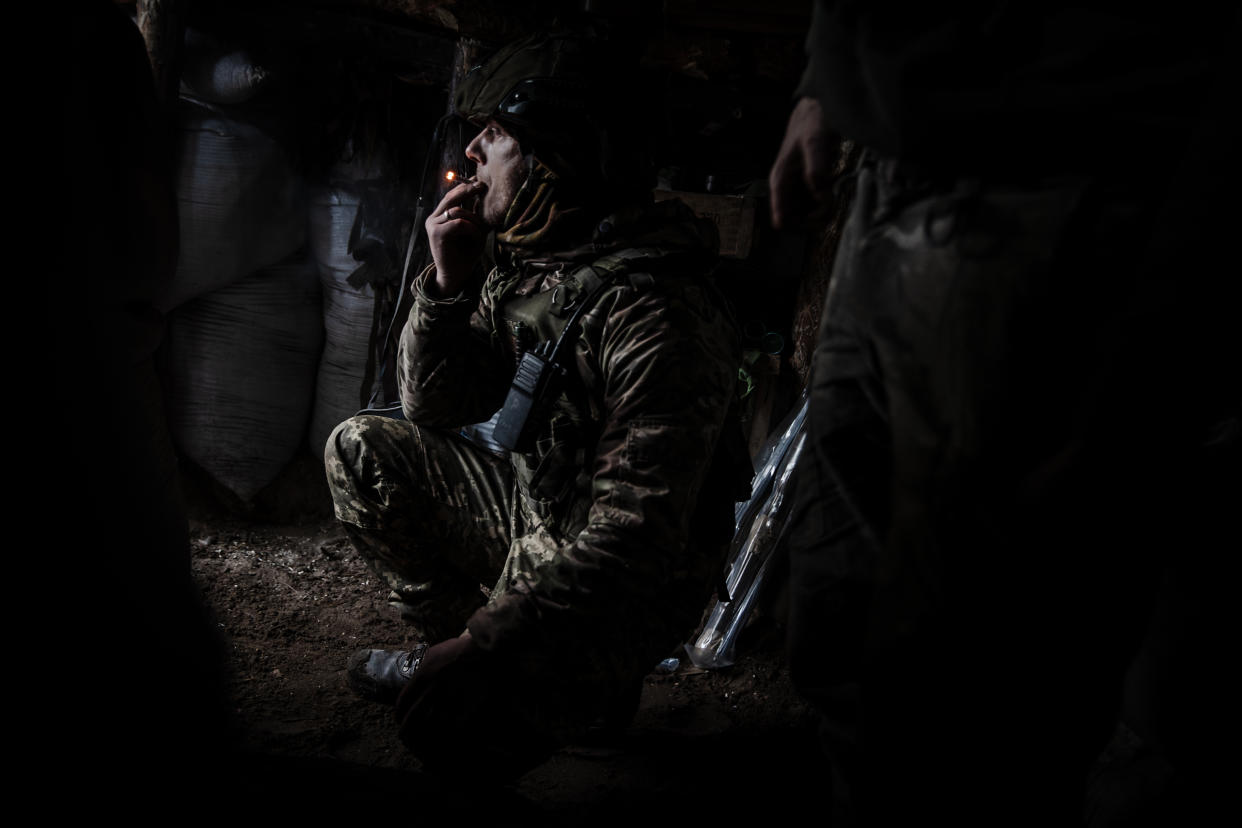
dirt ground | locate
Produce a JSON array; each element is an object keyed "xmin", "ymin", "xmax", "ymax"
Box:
[{"xmin": 181, "ymin": 452, "xmax": 830, "ymax": 822}]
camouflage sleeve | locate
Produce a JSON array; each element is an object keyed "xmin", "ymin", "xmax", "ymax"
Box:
[
  {"xmin": 467, "ymin": 278, "xmax": 739, "ymax": 665},
  {"xmin": 397, "ymin": 264, "xmax": 510, "ymax": 427}
]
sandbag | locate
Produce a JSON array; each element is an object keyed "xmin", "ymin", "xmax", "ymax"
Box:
[
  {"xmin": 162, "ymin": 253, "xmax": 324, "ymax": 504},
  {"xmin": 307, "ymin": 147, "xmax": 400, "ymax": 458},
  {"xmin": 159, "ymin": 102, "xmax": 306, "ymax": 312},
  {"xmin": 179, "ymin": 27, "xmax": 274, "ymax": 104}
]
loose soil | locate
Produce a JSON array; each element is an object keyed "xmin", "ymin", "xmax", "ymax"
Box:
[{"xmin": 180, "ymin": 453, "xmax": 828, "ymax": 823}]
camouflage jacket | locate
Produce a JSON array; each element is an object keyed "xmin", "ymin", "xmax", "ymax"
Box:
[{"xmin": 397, "ymin": 198, "xmax": 744, "ymax": 673}]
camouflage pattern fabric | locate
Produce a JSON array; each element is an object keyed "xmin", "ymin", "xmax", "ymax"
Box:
[
  {"xmin": 327, "ymin": 196, "xmax": 743, "ymax": 705},
  {"xmin": 324, "ymin": 414, "xmax": 515, "ymax": 644}
]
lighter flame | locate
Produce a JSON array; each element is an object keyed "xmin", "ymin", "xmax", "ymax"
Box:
[{"xmin": 444, "ymin": 170, "xmax": 457, "ymax": 182}]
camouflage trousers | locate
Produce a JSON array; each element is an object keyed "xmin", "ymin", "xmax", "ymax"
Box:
[
  {"xmin": 324, "ymin": 413, "xmax": 544, "ymax": 643},
  {"xmin": 325, "ymin": 413, "xmax": 655, "ymax": 775}
]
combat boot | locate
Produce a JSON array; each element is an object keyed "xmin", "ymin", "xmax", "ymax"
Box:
[{"xmin": 346, "ymin": 643, "xmax": 428, "ymax": 704}]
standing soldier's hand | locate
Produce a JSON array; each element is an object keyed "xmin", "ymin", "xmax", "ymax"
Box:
[
  {"xmin": 427, "ymin": 179, "xmax": 488, "ymax": 296},
  {"xmin": 768, "ymin": 96, "xmax": 838, "ymax": 229}
]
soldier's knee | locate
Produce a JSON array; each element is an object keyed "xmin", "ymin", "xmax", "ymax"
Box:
[
  {"xmin": 324, "ymin": 415, "xmax": 385, "ymax": 493},
  {"xmin": 324, "ymin": 417, "xmax": 360, "ymax": 467},
  {"xmin": 325, "ymin": 414, "xmax": 422, "ymax": 494}
]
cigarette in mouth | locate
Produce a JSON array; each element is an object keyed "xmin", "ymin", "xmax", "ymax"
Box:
[{"xmin": 444, "ymin": 171, "xmax": 481, "ymax": 187}]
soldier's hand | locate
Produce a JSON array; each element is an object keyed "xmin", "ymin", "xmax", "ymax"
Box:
[
  {"xmin": 768, "ymin": 96, "xmax": 839, "ymax": 229},
  {"xmin": 427, "ymin": 179, "xmax": 487, "ymax": 296},
  {"xmin": 393, "ymin": 633, "xmax": 484, "ymax": 765},
  {"xmin": 393, "ymin": 632, "xmax": 552, "ymax": 780}
]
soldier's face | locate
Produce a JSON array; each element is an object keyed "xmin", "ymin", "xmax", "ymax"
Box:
[{"xmin": 465, "ymin": 120, "xmax": 526, "ymax": 228}]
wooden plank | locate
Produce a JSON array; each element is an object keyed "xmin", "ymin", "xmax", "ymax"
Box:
[{"xmin": 654, "ymin": 190, "xmax": 757, "ymax": 259}]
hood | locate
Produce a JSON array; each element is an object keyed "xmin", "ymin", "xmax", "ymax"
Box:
[{"xmin": 496, "ymin": 177, "xmax": 720, "ymax": 271}]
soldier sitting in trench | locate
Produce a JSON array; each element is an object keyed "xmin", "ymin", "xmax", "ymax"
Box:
[{"xmin": 324, "ymin": 30, "xmax": 747, "ymax": 779}]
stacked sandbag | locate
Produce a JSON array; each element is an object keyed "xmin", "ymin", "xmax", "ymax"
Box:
[
  {"xmin": 162, "ymin": 254, "xmax": 324, "ymax": 505},
  {"xmin": 307, "ymin": 146, "xmax": 400, "ymax": 457},
  {"xmin": 158, "ymin": 94, "xmax": 305, "ymax": 312},
  {"xmin": 178, "ymin": 27, "xmax": 273, "ymax": 105}
]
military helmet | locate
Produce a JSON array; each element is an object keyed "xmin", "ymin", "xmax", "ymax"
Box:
[
  {"xmin": 454, "ymin": 30, "xmax": 651, "ymax": 198},
  {"xmin": 454, "ymin": 32, "xmax": 595, "ymax": 134}
]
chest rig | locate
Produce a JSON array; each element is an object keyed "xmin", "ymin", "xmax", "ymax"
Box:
[{"xmin": 490, "ymin": 247, "xmax": 665, "ymax": 453}]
